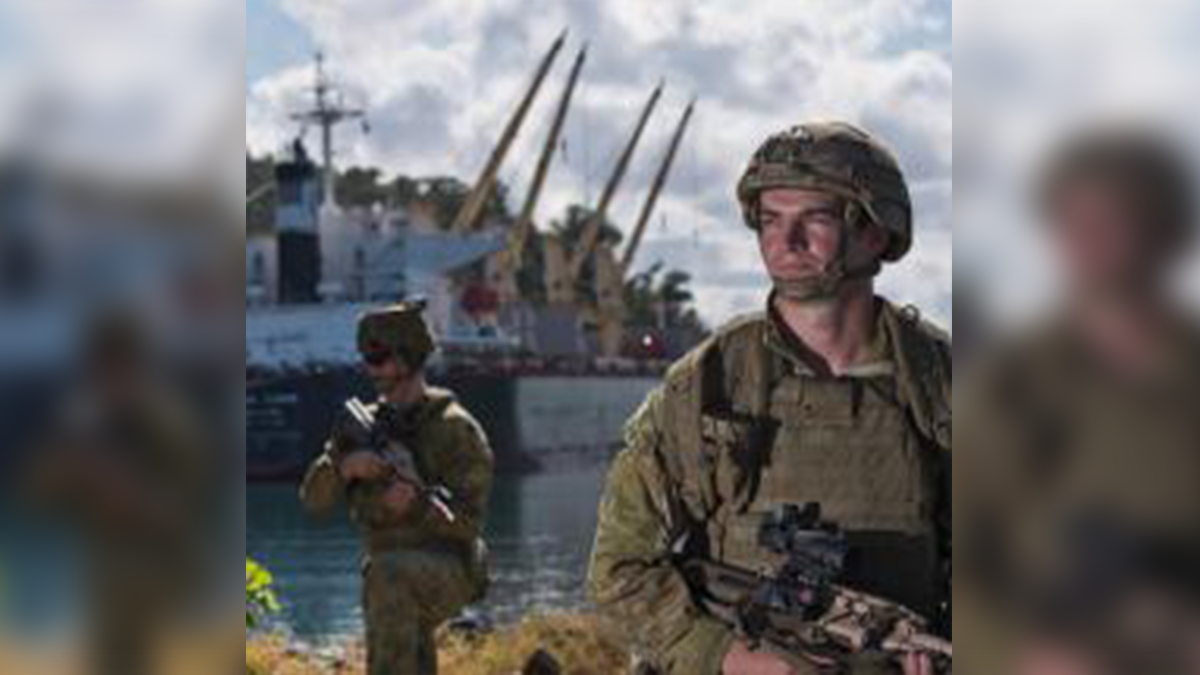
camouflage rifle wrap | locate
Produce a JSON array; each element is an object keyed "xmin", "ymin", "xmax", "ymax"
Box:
[{"xmin": 679, "ymin": 504, "xmax": 952, "ymax": 673}]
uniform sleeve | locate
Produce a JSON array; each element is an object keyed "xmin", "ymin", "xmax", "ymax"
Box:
[
  {"xmin": 410, "ymin": 413, "xmax": 494, "ymax": 544},
  {"xmin": 299, "ymin": 441, "xmax": 344, "ymax": 516},
  {"xmin": 587, "ymin": 389, "xmax": 735, "ymax": 675}
]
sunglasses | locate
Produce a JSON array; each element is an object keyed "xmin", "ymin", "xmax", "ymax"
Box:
[{"xmin": 361, "ymin": 350, "xmax": 394, "ymax": 367}]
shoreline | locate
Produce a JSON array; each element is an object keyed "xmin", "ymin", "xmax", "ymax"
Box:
[{"xmin": 247, "ymin": 611, "xmax": 627, "ymax": 675}]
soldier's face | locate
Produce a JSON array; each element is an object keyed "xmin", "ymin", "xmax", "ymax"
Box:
[
  {"xmin": 757, "ymin": 189, "xmax": 886, "ymax": 299},
  {"xmin": 759, "ymin": 189, "xmax": 844, "ymax": 275},
  {"xmin": 364, "ymin": 355, "xmax": 417, "ymax": 403}
]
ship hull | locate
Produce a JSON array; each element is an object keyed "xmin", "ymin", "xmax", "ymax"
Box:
[{"xmin": 246, "ymin": 368, "xmax": 658, "ymax": 480}]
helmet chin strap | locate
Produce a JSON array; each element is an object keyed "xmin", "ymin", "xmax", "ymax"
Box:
[{"xmin": 772, "ymin": 201, "xmax": 880, "ymax": 302}]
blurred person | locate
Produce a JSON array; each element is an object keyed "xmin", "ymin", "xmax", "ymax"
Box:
[
  {"xmin": 24, "ymin": 307, "xmax": 211, "ymax": 675},
  {"xmin": 588, "ymin": 122, "xmax": 952, "ymax": 675},
  {"xmin": 299, "ymin": 302, "xmax": 494, "ymax": 675},
  {"xmin": 958, "ymin": 125, "xmax": 1200, "ymax": 675}
]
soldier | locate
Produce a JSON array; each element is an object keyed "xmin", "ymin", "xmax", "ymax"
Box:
[
  {"xmin": 588, "ymin": 122, "xmax": 951, "ymax": 675},
  {"xmin": 300, "ymin": 302, "xmax": 493, "ymax": 675},
  {"xmin": 957, "ymin": 126, "xmax": 1200, "ymax": 675}
]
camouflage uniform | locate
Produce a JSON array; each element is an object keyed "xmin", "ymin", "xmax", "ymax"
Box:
[
  {"xmin": 300, "ymin": 304, "xmax": 493, "ymax": 675},
  {"xmin": 587, "ymin": 123, "xmax": 952, "ymax": 675}
]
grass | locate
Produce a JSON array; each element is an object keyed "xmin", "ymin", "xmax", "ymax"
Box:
[
  {"xmin": 246, "ymin": 613, "xmax": 629, "ymax": 675},
  {"xmin": 0, "ymin": 612, "xmax": 628, "ymax": 674}
]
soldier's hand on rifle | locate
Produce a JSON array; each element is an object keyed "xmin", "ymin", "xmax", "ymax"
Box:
[
  {"xmin": 381, "ymin": 480, "xmax": 417, "ymax": 518},
  {"xmin": 722, "ymin": 640, "xmax": 798, "ymax": 675},
  {"xmin": 339, "ymin": 451, "xmax": 389, "ymax": 482}
]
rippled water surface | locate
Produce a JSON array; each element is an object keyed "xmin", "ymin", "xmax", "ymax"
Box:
[{"xmin": 246, "ymin": 464, "xmax": 607, "ymax": 638}]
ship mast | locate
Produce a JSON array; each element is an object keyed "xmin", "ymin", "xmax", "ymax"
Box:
[
  {"xmin": 620, "ymin": 97, "xmax": 694, "ymax": 274},
  {"xmin": 450, "ymin": 30, "xmax": 567, "ymax": 234},
  {"xmin": 290, "ymin": 52, "xmax": 367, "ymax": 211}
]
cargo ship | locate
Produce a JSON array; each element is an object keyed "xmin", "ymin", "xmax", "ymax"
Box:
[{"xmin": 245, "ymin": 36, "xmax": 700, "ymax": 479}]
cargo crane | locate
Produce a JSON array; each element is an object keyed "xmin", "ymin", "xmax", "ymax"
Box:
[
  {"xmin": 488, "ymin": 44, "xmax": 588, "ymax": 305},
  {"xmin": 592, "ymin": 98, "xmax": 695, "ymax": 357},
  {"xmin": 450, "ymin": 30, "xmax": 567, "ymax": 234},
  {"xmin": 246, "ymin": 181, "xmax": 275, "ymax": 206},
  {"xmin": 543, "ymin": 82, "xmax": 663, "ymax": 307}
]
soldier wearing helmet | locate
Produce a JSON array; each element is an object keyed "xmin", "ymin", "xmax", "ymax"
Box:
[
  {"xmin": 588, "ymin": 122, "xmax": 951, "ymax": 675},
  {"xmin": 300, "ymin": 301, "xmax": 494, "ymax": 675}
]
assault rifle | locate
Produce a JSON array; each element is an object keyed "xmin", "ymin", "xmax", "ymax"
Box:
[
  {"xmin": 339, "ymin": 397, "xmax": 455, "ymax": 523},
  {"xmin": 678, "ymin": 503, "xmax": 952, "ymax": 673}
]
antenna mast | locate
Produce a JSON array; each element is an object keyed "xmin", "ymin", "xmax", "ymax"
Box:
[{"xmin": 290, "ymin": 52, "xmax": 367, "ymax": 210}]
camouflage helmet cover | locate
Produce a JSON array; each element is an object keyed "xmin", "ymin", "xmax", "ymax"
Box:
[
  {"xmin": 736, "ymin": 121, "xmax": 913, "ymax": 262},
  {"xmin": 356, "ymin": 300, "xmax": 436, "ymax": 368}
]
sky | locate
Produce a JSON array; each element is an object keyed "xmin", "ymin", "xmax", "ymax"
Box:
[{"xmin": 245, "ymin": 0, "xmax": 954, "ymax": 328}]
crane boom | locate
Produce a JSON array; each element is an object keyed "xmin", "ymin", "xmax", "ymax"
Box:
[
  {"xmin": 511, "ymin": 45, "xmax": 588, "ymax": 260},
  {"xmin": 567, "ymin": 82, "xmax": 663, "ymax": 283},
  {"xmin": 246, "ymin": 181, "xmax": 276, "ymax": 206},
  {"xmin": 450, "ymin": 30, "xmax": 567, "ymax": 234},
  {"xmin": 620, "ymin": 98, "xmax": 694, "ymax": 273}
]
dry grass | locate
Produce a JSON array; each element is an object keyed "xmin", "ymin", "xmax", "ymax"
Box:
[
  {"xmin": 246, "ymin": 635, "xmax": 358, "ymax": 675},
  {"xmin": 1, "ymin": 613, "xmax": 629, "ymax": 675},
  {"xmin": 439, "ymin": 613, "xmax": 627, "ymax": 675},
  {"xmin": 247, "ymin": 613, "xmax": 629, "ymax": 675}
]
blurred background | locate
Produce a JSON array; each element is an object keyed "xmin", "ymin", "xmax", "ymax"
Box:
[
  {"xmin": 0, "ymin": 0, "xmax": 244, "ymax": 673},
  {"xmin": 956, "ymin": 2, "xmax": 1200, "ymax": 674},
  {"xmin": 955, "ymin": 0, "xmax": 1200, "ymax": 342}
]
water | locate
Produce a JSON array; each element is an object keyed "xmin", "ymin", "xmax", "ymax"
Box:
[{"xmin": 246, "ymin": 464, "xmax": 608, "ymax": 640}]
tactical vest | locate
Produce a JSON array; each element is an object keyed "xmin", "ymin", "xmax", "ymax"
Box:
[
  {"xmin": 348, "ymin": 393, "xmax": 455, "ymax": 534},
  {"xmin": 657, "ymin": 301, "xmax": 952, "ymax": 620}
]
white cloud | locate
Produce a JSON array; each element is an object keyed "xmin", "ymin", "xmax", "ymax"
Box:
[{"xmin": 248, "ymin": 0, "xmax": 953, "ymax": 327}]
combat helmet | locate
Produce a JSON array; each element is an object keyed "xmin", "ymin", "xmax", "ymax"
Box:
[
  {"xmin": 736, "ymin": 121, "xmax": 913, "ymax": 262},
  {"xmin": 356, "ymin": 299, "xmax": 436, "ymax": 369}
]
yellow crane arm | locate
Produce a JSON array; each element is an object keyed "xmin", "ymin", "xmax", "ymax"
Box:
[
  {"xmin": 620, "ymin": 98, "xmax": 694, "ymax": 274},
  {"xmin": 450, "ymin": 30, "xmax": 567, "ymax": 234},
  {"xmin": 566, "ymin": 82, "xmax": 663, "ymax": 283}
]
